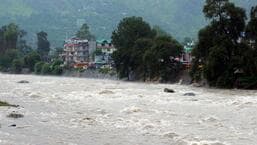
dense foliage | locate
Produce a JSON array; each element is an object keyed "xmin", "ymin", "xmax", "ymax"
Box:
[
  {"xmin": 76, "ymin": 23, "xmax": 95, "ymax": 40},
  {"xmin": 24, "ymin": 51, "xmax": 41, "ymax": 71},
  {"xmin": 0, "ymin": 23, "xmax": 63, "ymax": 75},
  {"xmin": 112, "ymin": 16, "xmax": 183, "ymax": 82},
  {"xmin": 37, "ymin": 31, "xmax": 50, "ymax": 61},
  {"xmin": 0, "ymin": 0, "xmax": 255, "ymax": 46},
  {"xmin": 191, "ymin": 0, "xmax": 257, "ymax": 89}
]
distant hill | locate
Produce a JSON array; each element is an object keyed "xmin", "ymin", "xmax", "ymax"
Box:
[{"xmin": 0, "ymin": 0, "xmax": 256, "ymax": 47}]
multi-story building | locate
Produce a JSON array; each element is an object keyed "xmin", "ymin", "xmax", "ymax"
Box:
[
  {"xmin": 180, "ymin": 41, "xmax": 194, "ymax": 68},
  {"xmin": 62, "ymin": 37, "xmax": 90, "ymax": 66},
  {"xmin": 94, "ymin": 39, "xmax": 116, "ymax": 67},
  {"xmin": 96, "ymin": 39, "xmax": 116, "ymax": 54}
]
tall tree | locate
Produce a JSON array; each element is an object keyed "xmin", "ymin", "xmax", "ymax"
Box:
[
  {"xmin": 203, "ymin": 0, "xmax": 229, "ymax": 20},
  {"xmin": 0, "ymin": 23, "xmax": 22, "ymax": 54},
  {"xmin": 191, "ymin": 0, "xmax": 248, "ymax": 88},
  {"xmin": 144, "ymin": 36, "xmax": 182, "ymax": 82},
  {"xmin": 246, "ymin": 6, "xmax": 257, "ymax": 48},
  {"xmin": 24, "ymin": 51, "xmax": 41, "ymax": 71},
  {"xmin": 37, "ymin": 31, "xmax": 50, "ymax": 61},
  {"xmin": 112, "ymin": 16, "xmax": 182, "ymax": 82},
  {"xmin": 112, "ymin": 16, "xmax": 156, "ymax": 50},
  {"xmin": 76, "ymin": 23, "xmax": 95, "ymax": 40},
  {"xmin": 153, "ymin": 25, "xmax": 170, "ymax": 37},
  {"xmin": 4, "ymin": 23, "xmax": 19, "ymax": 50},
  {"xmin": 17, "ymin": 30, "xmax": 31, "ymax": 55},
  {"xmin": 111, "ymin": 16, "xmax": 156, "ymax": 79}
]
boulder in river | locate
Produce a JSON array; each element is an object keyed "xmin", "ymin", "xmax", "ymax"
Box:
[
  {"xmin": 9, "ymin": 124, "xmax": 17, "ymax": 127},
  {"xmin": 7, "ymin": 113, "xmax": 24, "ymax": 119},
  {"xmin": 17, "ymin": 80, "xmax": 29, "ymax": 84},
  {"xmin": 183, "ymin": 93, "xmax": 196, "ymax": 96},
  {"xmin": 99, "ymin": 90, "xmax": 115, "ymax": 95},
  {"xmin": 164, "ymin": 88, "xmax": 175, "ymax": 93},
  {"xmin": 192, "ymin": 83, "xmax": 202, "ymax": 87}
]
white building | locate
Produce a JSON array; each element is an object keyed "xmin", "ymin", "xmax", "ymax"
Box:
[{"xmin": 62, "ymin": 37, "xmax": 92, "ymax": 66}]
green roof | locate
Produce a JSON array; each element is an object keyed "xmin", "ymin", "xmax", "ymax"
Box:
[
  {"xmin": 184, "ymin": 46, "xmax": 193, "ymax": 53},
  {"xmin": 96, "ymin": 39, "xmax": 111, "ymax": 44}
]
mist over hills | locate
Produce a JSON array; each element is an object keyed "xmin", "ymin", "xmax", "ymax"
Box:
[{"xmin": 0, "ymin": 0, "xmax": 256, "ymax": 47}]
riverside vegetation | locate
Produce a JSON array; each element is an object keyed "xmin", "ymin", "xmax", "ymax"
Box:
[
  {"xmin": 191, "ymin": 0, "xmax": 257, "ymax": 89},
  {"xmin": 0, "ymin": 0, "xmax": 256, "ymax": 89}
]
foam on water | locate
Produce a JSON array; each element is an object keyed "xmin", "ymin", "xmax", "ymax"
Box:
[{"xmin": 0, "ymin": 74, "xmax": 257, "ymax": 145}]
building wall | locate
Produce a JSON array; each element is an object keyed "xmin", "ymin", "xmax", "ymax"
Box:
[
  {"xmin": 63, "ymin": 38, "xmax": 90, "ymax": 65},
  {"xmin": 89, "ymin": 41, "xmax": 96, "ymax": 61},
  {"xmin": 95, "ymin": 40, "xmax": 116, "ymax": 65}
]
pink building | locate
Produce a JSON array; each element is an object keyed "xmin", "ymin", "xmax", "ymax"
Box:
[
  {"xmin": 180, "ymin": 42, "xmax": 194, "ymax": 68},
  {"xmin": 62, "ymin": 37, "xmax": 90, "ymax": 66}
]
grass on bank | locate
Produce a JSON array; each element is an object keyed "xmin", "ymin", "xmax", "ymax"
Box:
[{"xmin": 0, "ymin": 101, "xmax": 18, "ymax": 107}]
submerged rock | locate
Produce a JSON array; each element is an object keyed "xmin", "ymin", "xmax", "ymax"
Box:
[
  {"xmin": 164, "ymin": 88, "xmax": 175, "ymax": 93},
  {"xmin": 9, "ymin": 124, "xmax": 17, "ymax": 127},
  {"xmin": 183, "ymin": 93, "xmax": 196, "ymax": 96},
  {"xmin": 192, "ymin": 83, "xmax": 202, "ymax": 87},
  {"xmin": 163, "ymin": 132, "xmax": 179, "ymax": 139},
  {"xmin": 7, "ymin": 113, "xmax": 24, "ymax": 119},
  {"xmin": 99, "ymin": 90, "xmax": 115, "ymax": 95},
  {"xmin": 17, "ymin": 80, "xmax": 29, "ymax": 84}
]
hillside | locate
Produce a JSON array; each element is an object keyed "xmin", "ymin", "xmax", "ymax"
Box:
[{"xmin": 0, "ymin": 0, "xmax": 256, "ymax": 47}]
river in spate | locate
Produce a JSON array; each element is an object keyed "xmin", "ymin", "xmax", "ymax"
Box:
[{"xmin": 0, "ymin": 74, "xmax": 257, "ymax": 145}]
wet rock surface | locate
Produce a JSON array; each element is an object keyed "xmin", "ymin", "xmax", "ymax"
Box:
[
  {"xmin": 7, "ymin": 112, "xmax": 24, "ymax": 119},
  {"xmin": 183, "ymin": 92, "xmax": 196, "ymax": 96},
  {"xmin": 164, "ymin": 88, "xmax": 175, "ymax": 93},
  {"xmin": 17, "ymin": 80, "xmax": 30, "ymax": 84}
]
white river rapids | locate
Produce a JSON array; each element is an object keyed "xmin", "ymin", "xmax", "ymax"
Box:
[{"xmin": 0, "ymin": 74, "xmax": 257, "ymax": 145}]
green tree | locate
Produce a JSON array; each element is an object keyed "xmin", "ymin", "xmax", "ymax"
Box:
[
  {"xmin": 0, "ymin": 23, "xmax": 25, "ymax": 54},
  {"xmin": 52, "ymin": 65, "xmax": 63, "ymax": 75},
  {"xmin": 246, "ymin": 6, "xmax": 257, "ymax": 48},
  {"xmin": 11, "ymin": 59, "xmax": 24, "ymax": 74},
  {"xmin": 37, "ymin": 31, "xmax": 50, "ymax": 60},
  {"xmin": 153, "ymin": 25, "xmax": 170, "ymax": 37},
  {"xmin": 0, "ymin": 49, "xmax": 20, "ymax": 69},
  {"xmin": 3, "ymin": 23, "xmax": 19, "ymax": 50},
  {"xmin": 111, "ymin": 16, "xmax": 156, "ymax": 79},
  {"xmin": 76, "ymin": 23, "xmax": 95, "ymax": 40},
  {"xmin": 191, "ymin": 0, "xmax": 253, "ymax": 88},
  {"xmin": 34, "ymin": 61, "xmax": 45, "ymax": 74},
  {"xmin": 112, "ymin": 16, "xmax": 156, "ymax": 49},
  {"xmin": 41, "ymin": 63, "xmax": 52, "ymax": 75},
  {"xmin": 112, "ymin": 16, "xmax": 183, "ymax": 82},
  {"xmin": 144, "ymin": 36, "xmax": 183, "ymax": 82},
  {"xmin": 24, "ymin": 51, "xmax": 41, "ymax": 71},
  {"xmin": 130, "ymin": 38, "xmax": 153, "ymax": 80}
]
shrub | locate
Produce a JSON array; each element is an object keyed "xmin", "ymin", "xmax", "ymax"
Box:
[
  {"xmin": 24, "ymin": 51, "xmax": 41, "ymax": 71},
  {"xmin": 0, "ymin": 49, "xmax": 20, "ymax": 69},
  {"xmin": 0, "ymin": 101, "xmax": 18, "ymax": 107},
  {"xmin": 52, "ymin": 65, "xmax": 63, "ymax": 75},
  {"xmin": 99, "ymin": 67, "xmax": 111, "ymax": 74},
  {"xmin": 11, "ymin": 59, "xmax": 24, "ymax": 74},
  {"xmin": 34, "ymin": 62, "xmax": 45, "ymax": 74},
  {"xmin": 41, "ymin": 63, "xmax": 52, "ymax": 75},
  {"xmin": 51, "ymin": 59, "xmax": 63, "ymax": 67}
]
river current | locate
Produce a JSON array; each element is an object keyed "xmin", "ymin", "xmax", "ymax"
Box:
[{"xmin": 0, "ymin": 74, "xmax": 257, "ymax": 145}]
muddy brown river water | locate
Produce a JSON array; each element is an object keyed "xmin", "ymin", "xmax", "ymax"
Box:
[{"xmin": 0, "ymin": 74, "xmax": 257, "ymax": 145}]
